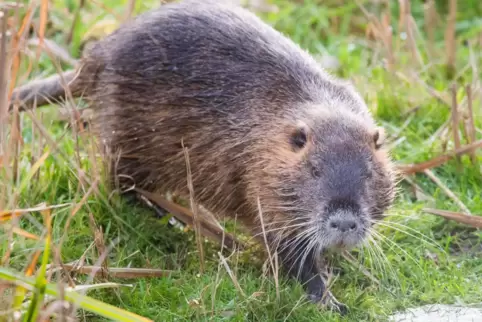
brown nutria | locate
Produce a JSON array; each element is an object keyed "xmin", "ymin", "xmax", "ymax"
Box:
[{"xmin": 9, "ymin": 0, "xmax": 396, "ymax": 314}]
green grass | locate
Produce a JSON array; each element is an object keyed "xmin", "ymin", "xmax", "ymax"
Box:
[{"xmin": 1, "ymin": 0, "xmax": 482, "ymax": 321}]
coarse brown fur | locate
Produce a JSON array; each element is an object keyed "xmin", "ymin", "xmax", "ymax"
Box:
[{"xmin": 9, "ymin": 0, "xmax": 396, "ymax": 314}]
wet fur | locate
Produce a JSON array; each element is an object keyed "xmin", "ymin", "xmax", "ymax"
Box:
[{"xmin": 10, "ymin": 0, "xmax": 396, "ymax": 313}]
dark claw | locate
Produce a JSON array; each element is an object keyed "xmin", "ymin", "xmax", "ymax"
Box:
[
  {"xmin": 308, "ymin": 290, "xmax": 348, "ymax": 315},
  {"xmin": 303, "ymin": 265, "xmax": 348, "ymax": 315}
]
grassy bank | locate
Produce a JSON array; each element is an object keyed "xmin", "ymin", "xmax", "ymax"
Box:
[{"xmin": 1, "ymin": 0, "xmax": 481, "ymax": 321}]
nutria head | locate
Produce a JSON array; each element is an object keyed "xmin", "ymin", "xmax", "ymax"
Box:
[{"xmin": 250, "ymin": 104, "xmax": 396, "ymax": 254}]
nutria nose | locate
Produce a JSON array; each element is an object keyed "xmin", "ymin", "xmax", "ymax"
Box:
[{"xmin": 328, "ymin": 219, "xmax": 358, "ymax": 233}]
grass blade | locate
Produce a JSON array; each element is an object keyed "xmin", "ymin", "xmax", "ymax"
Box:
[{"xmin": 0, "ymin": 268, "xmax": 153, "ymax": 322}]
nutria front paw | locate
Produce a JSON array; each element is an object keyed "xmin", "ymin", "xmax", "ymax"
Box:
[{"xmin": 308, "ymin": 290, "xmax": 348, "ymax": 315}]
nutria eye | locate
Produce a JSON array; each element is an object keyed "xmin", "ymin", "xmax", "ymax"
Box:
[{"xmin": 290, "ymin": 128, "xmax": 307, "ymax": 150}]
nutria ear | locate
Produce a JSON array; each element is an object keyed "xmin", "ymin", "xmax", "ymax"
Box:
[
  {"xmin": 290, "ymin": 122, "xmax": 310, "ymax": 151},
  {"xmin": 373, "ymin": 127, "xmax": 385, "ymax": 149}
]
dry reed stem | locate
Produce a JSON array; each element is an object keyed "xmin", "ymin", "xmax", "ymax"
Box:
[
  {"xmin": 27, "ymin": 38, "xmax": 78, "ymax": 66},
  {"xmin": 381, "ymin": 11, "xmax": 394, "ymax": 70},
  {"xmin": 134, "ymin": 188, "xmax": 245, "ymax": 251},
  {"xmin": 445, "ymin": 0, "xmax": 457, "ymax": 76},
  {"xmin": 423, "ymin": 0, "xmax": 436, "ymax": 59},
  {"xmin": 10, "ymin": 103, "xmax": 20, "ymax": 186},
  {"xmin": 66, "ymin": 0, "xmax": 85, "ymax": 45},
  {"xmin": 24, "ymin": 250, "xmax": 42, "ymax": 276},
  {"xmin": 88, "ymin": 0, "xmax": 123, "ymax": 22},
  {"xmin": 37, "ymin": 301, "xmax": 71, "ymax": 322},
  {"xmin": 424, "ymin": 208, "xmax": 482, "ymax": 229},
  {"xmin": 25, "ymin": 109, "xmax": 89, "ymax": 184},
  {"xmin": 88, "ymin": 213, "xmax": 108, "ymax": 278},
  {"xmin": 450, "ymin": 84, "xmax": 462, "ymax": 169},
  {"xmin": 395, "ymin": 71, "xmax": 451, "ymax": 107},
  {"xmin": 468, "ymin": 40, "xmax": 479, "ymax": 88},
  {"xmin": 0, "ymin": 10, "xmax": 9, "ymax": 207},
  {"xmin": 183, "ymin": 141, "xmax": 205, "ymax": 274},
  {"xmin": 0, "ymin": 3, "xmax": 24, "ymax": 10},
  {"xmin": 402, "ymin": 175, "xmax": 435, "ymax": 203},
  {"xmin": 218, "ymin": 251, "xmax": 246, "ymax": 298},
  {"xmin": 256, "ymin": 198, "xmax": 280, "ymax": 302},
  {"xmin": 10, "ymin": 226, "xmax": 40, "ymax": 240},
  {"xmin": 0, "ymin": 202, "xmax": 71, "ymax": 218},
  {"xmin": 7, "ymin": 1, "xmax": 35, "ymax": 99},
  {"xmin": 399, "ymin": 0, "xmax": 423, "ymax": 66},
  {"xmin": 423, "ymin": 169, "xmax": 471, "ymax": 215},
  {"xmin": 355, "ymin": 0, "xmax": 395, "ymax": 70},
  {"xmin": 62, "ymin": 265, "xmax": 174, "ymax": 278},
  {"xmin": 465, "ymin": 85, "xmax": 477, "ymax": 164},
  {"xmin": 82, "ymin": 237, "xmax": 120, "ymax": 292},
  {"xmin": 36, "ymin": 0, "xmax": 48, "ymax": 59},
  {"xmin": 0, "ymin": 10, "xmax": 8, "ymax": 123},
  {"xmin": 398, "ymin": 139, "xmax": 482, "ymax": 174},
  {"xmin": 125, "ymin": 0, "xmax": 137, "ymax": 21}
]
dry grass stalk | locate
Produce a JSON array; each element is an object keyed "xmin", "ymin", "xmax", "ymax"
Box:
[
  {"xmin": 423, "ymin": 169, "xmax": 471, "ymax": 215},
  {"xmin": 396, "ymin": 71, "xmax": 452, "ymax": 107},
  {"xmin": 7, "ymin": 1, "xmax": 35, "ymax": 99},
  {"xmin": 88, "ymin": 0, "xmax": 123, "ymax": 22},
  {"xmin": 125, "ymin": 0, "xmax": 137, "ymax": 21},
  {"xmin": 424, "ymin": 208, "xmax": 482, "ymax": 229},
  {"xmin": 256, "ymin": 198, "xmax": 280, "ymax": 302},
  {"xmin": 398, "ymin": 139, "xmax": 482, "ymax": 174},
  {"xmin": 0, "ymin": 10, "xmax": 9, "ymax": 207},
  {"xmin": 450, "ymin": 84, "xmax": 462, "ymax": 169},
  {"xmin": 465, "ymin": 85, "xmax": 477, "ymax": 164},
  {"xmin": 0, "ymin": 202, "xmax": 71, "ymax": 219},
  {"xmin": 445, "ymin": 0, "xmax": 457, "ymax": 77},
  {"xmin": 36, "ymin": 0, "xmax": 48, "ymax": 59},
  {"xmin": 440, "ymin": 125, "xmax": 450, "ymax": 153},
  {"xmin": 402, "ymin": 175, "xmax": 435, "ymax": 203},
  {"xmin": 381, "ymin": 11, "xmax": 394, "ymax": 70},
  {"xmin": 58, "ymin": 107, "xmax": 92, "ymax": 121},
  {"xmin": 37, "ymin": 300, "xmax": 71, "ymax": 322},
  {"xmin": 355, "ymin": 0, "xmax": 395, "ymax": 70},
  {"xmin": 423, "ymin": 0, "xmax": 436, "ymax": 59},
  {"xmin": 27, "ymin": 38, "xmax": 78, "ymax": 66},
  {"xmin": 468, "ymin": 40, "xmax": 479, "ymax": 87},
  {"xmin": 398, "ymin": 0, "xmax": 423, "ymax": 66},
  {"xmin": 134, "ymin": 188, "xmax": 246, "ymax": 251},
  {"xmin": 183, "ymin": 142, "xmax": 205, "ymax": 274},
  {"xmin": 218, "ymin": 251, "xmax": 246, "ymax": 298},
  {"xmin": 0, "ymin": 3, "xmax": 24, "ymax": 10},
  {"xmin": 0, "ymin": 10, "xmax": 8, "ymax": 123},
  {"xmin": 66, "ymin": 0, "xmax": 85, "ymax": 45},
  {"xmin": 10, "ymin": 103, "xmax": 20, "ymax": 186},
  {"xmin": 88, "ymin": 213, "xmax": 108, "ymax": 279},
  {"xmin": 82, "ymin": 237, "xmax": 120, "ymax": 290},
  {"xmin": 24, "ymin": 109, "xmax": 89, "ymax": 183},
  {"xmin": 62, "ymin": 265, "xmax": 174, "ymax": 278}
]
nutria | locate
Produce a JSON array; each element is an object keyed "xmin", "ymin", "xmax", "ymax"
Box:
[{"xmin": 9, "ymin": 0, "xmax": 396, "ymax": 314}]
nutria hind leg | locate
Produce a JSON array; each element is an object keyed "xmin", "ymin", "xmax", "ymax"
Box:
[{"xmin": 275, "ymin": 237, "xmax": 348, "ymax": 315}]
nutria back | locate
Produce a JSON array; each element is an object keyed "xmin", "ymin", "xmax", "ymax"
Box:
[{"xmin": 61, "ymin": 0, "xmax": 396, "ymax": 312}]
